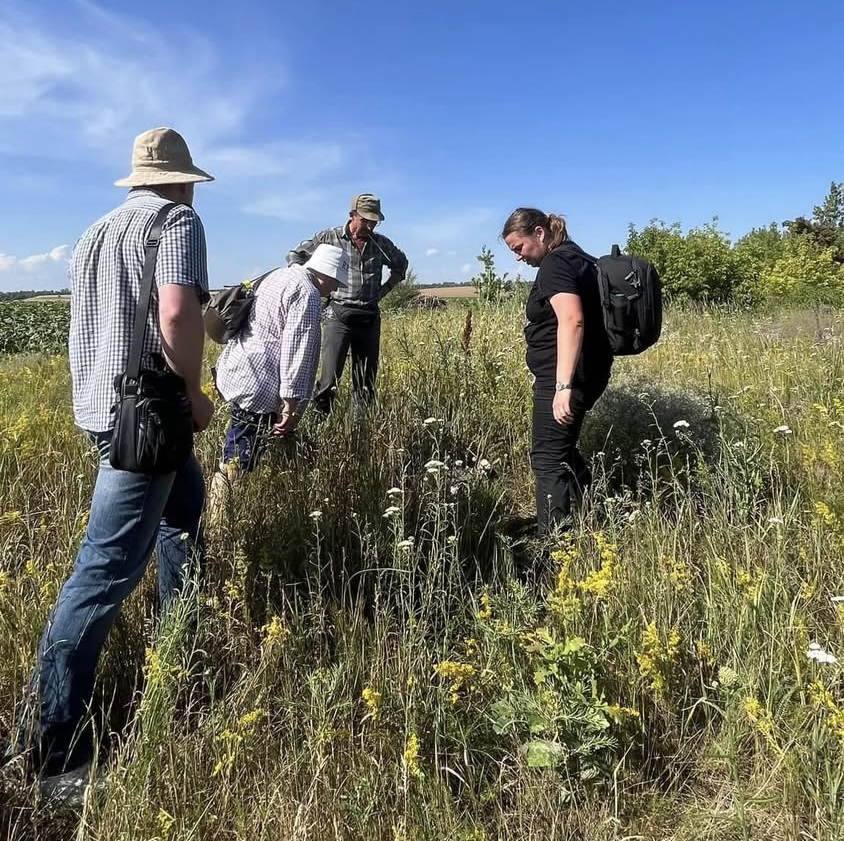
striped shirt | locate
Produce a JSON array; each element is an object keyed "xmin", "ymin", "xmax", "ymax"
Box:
[
  {"xmin": 68, "ymin": 189, "xmax": 209, "ymax": 432},
  {"xmin": 214, "ymin": 265, "xmax": 322, "ymax": 414},
  {"xmin": 286, "ymin": 223, "xmax": 408, "ymax": 310}
]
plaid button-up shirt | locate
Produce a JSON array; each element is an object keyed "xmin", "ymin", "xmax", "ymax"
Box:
[
  {"xmin": 286, "ymin": 223, "xmax": 408, "ymax": 310},
  {"xmin": 214, "ymin": 265, "xmax": 322, "ymax": 414},
  {"xmin": 68, "ymin": 189, "xmax": 209, "ymax": 432}
]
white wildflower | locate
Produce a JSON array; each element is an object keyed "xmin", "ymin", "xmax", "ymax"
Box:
[
  {"xmin": 386, "ymin": 487, "xmax": 403, "ymax": 496},
  {"xmin": 446, "ymin": 535, "xmax": 457, "ymax": 545},
  {"xmin": 774, "ymin": 425, "xmax": 792, "ymax": 436},
  {"xmin": 422, "ymin": 417, "xmax": 441, "ymax": 426},
  {"xmin": 807, "ymin": 642, "xmax": 838, "ymax": 666},
  {"xmin": 449, "ymin": 485, "xmax": 458, "ymax": 496},
  {"xmin": 424, "ymin": 459, "xmax": 445, "ymax": 471},
  {"xmin": 397, "ymin": 537, "xmax": 415, "ymax": 549},
  {"xmin": 454, "ymin": 460, "xmax": 464, "ymax": 468},
  {"xmin": 768, "ymin": 516, "xmax": 784, "ymax": 525},
  {"xmin": 309, "ymin": 510, "xmax": 323, "ymax": 520},
  {"xmin": 478, "ymin": 458, "xmax": 492, "ymax": 472},
  {"xmin": 673, "ymin": 420, "xmax": 690, "ymax": 429},
  {"xmin": 383, "ymin": 506, "xmax": 401, "ymax": 518}
]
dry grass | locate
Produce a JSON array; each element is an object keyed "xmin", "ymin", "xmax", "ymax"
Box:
[{"xmin": 417, "ymin": 285, "xmax": 477, "ymax": 298}]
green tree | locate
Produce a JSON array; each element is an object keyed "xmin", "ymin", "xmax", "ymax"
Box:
[
  {"xmin": 783, "ymin": 181, "xmax": 844, "ymax": 262},
  {"xmin": 626, "ymin": 219, "xmax": 742, "ymax": 302},
  {"xmin": 471, "ymin": 246, "xmax": 513, "ymax": 304},
  {"xmin": 733, "ymin": 223, "xmax": 785, "ymax": 304},
  {"xmin": 756, "ymin": 235, "xmax": 844, "ymax": 307}
]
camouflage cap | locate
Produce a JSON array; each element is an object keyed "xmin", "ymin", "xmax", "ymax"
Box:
[{"xmin": 350, "ymin": 194, "xmax": 385, "ymax": 222}]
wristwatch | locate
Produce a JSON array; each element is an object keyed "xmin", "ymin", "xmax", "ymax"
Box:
[{"xmin": 555, "ymin": 382, "xmax": 572, "ymax": 392}]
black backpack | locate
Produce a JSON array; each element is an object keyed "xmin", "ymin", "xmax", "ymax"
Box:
[
  {"xmin": 203, "ymin": 268, "xmax": 278, "ymax": 344},
  {"xmin": 594, "ymin": 245, "xmax": 662, "ymax": 355}
]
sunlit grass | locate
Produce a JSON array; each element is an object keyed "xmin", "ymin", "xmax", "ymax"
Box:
[{"xmin": 2, "ymin": 302, "xmax": 844, "ymax": 839}]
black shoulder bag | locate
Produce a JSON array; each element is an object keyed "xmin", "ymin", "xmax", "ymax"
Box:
[{"xmin": 109, "ymin": 203, "xmax": 195, "ymax": 474}]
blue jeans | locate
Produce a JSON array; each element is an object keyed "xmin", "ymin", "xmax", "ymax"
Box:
[
  {"xmin": 30, "ymin": 431, "xmax": 205, "ymax": 773},
  {"xmin": 222, "ymin": 404, "xmax": 277, "ymax": 472}
]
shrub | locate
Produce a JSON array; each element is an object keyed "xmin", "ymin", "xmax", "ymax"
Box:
[{"xmin": 627, "ymin": 219, "xmax": 744, "ymax": 303}]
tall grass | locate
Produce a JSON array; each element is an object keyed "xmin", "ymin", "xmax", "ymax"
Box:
[{"xmin": 2, "ymin": 303, "xmax": 844, "ymax": 839}]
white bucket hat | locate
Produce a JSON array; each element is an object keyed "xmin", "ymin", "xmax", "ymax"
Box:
[
  {"xmin": 304, "ymin": 244, "xmax": 349, "ymax": 287},
  {"xmin": 114, "ymin": 127, "xmax": 214, "ymax": 187}
]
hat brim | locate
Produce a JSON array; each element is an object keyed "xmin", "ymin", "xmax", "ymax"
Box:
[
  {"xmin": 357, "ymin": 210, "xmax": 385, "ymax": 222},
  {"xmin": 309, "ymin": 269, "xmax": 348, "ymax": 289},
  {"xmin": 114, "ymin": 165, "xmax": 215, "ymax": 188}
]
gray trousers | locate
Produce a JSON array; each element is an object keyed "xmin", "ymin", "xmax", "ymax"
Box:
[{"xmin": 313, "ymin": 304, "xmax": 381, "ymax": 414}]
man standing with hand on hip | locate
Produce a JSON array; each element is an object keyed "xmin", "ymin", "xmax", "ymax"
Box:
[
  {"xmin": 286, "ymin": 194, "xmax": 409, "ymax": 415},
  {"xmin": 7, "ymin": 127, "xmax": 214, "ymax": 799}
]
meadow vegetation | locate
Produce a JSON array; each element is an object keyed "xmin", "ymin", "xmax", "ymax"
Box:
[{"xmin": 1, "ymin": 293, "xmax": 844, "ymax": 839}]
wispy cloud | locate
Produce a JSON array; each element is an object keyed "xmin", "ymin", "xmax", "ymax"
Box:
[
  {"xmin": 0, "ymin": 2, "xmax": 273, "ymax": 162},
  {"xmin": 406, "ymin": 208, "xmax": 498, "ymax": 247},
  {"xmin": 425, "ymin": 248, "xmax": 439, "ymax": 257},
  {"xmin": 0, "ymin": 245, "xmax": 70, "ymax": 272},
  {"xmin": 0, "ymin": 244, "xmax": 70, "ymax": 290}
]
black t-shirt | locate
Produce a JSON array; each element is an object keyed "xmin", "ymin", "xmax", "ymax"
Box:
[{"xmin": 524, "ymin": 241, "xmax": 612, "ymax": 383}]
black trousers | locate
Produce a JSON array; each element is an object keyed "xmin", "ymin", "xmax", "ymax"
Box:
[
  {"xmin": 313, "ymin": 304, "xmax": 381, "ymax": 415},
  {"xmin": 531, "ymin": 371, "xmax": 610, "ymax": 534}
]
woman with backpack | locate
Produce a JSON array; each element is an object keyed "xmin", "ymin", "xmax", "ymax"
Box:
[{"xmin": 502, "ymin": 207, "xmax": 613, "ymax": 535}]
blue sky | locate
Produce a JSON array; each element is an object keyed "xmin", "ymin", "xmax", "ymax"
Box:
[{"xmin": 1, "ymin": 0, "xmax": 842, "ymax": 291}]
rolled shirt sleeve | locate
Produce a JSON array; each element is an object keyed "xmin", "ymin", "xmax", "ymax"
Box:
[
  {"xmin": 286, "ymin": 229, "xmax": 332, "ymax": 267},
  {"xmin": 278, "ymin": 285, "xmax": 322, "ymax": 402}
]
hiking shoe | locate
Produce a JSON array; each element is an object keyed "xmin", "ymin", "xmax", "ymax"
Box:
[{"xmin": 39, "ymin": 761, "xmax": 106, "ymax": 809}]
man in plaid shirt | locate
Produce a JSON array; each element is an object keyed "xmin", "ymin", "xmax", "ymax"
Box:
[
  {"xmin": 286, "ymin": 194, "xmax": 408, "ymax": 415},
  {"xmin": 214, "ymin": 244, "xmax": 349, "ymax": 474},
  {"xmin": 8, "ymin": 128, "xmax": 214, "ymax": 797}
]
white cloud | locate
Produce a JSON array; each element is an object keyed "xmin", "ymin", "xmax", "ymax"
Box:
[
  {"xmin": 243, "ymin": 191, "xmax": 333, "ymax": 223},
  {"xmin": 0, "ymin": 1, "xmax": 378, "ymax": 291},
  {"xmin": 0, "ymin": 245, "xmax": 70, "ymax": 272},
  {"xmin": 425, "ymin": 248, "xmax": 439, "ymax": 257},
  {"xmin": 0, "ymin": 2, "xmax": 273, "ymax": 161},
  {"xmin": 0, "ymin": 244, "xmax": 70, "ymax": 292}
]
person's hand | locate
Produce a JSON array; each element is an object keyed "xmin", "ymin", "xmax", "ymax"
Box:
[
  {"xmin": 272, "ymin": 410, "xmax": 299, "ymax": 437},
  {"xmin": 190, "ymin": 392, "xmax": 214, "ymax": 433},
  {"xmin": 552, "ymin": 390, "xmax": 573, "ymax": 425}
]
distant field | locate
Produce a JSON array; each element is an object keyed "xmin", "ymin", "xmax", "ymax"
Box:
[
  {"xmin": 418, "ymin": 285, "xmax": 476, "ymax": 298},
  {"xmin": 20, "ymin": 294, "xmax": 70, "ymax": 302}
]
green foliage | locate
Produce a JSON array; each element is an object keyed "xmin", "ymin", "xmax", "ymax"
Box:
[
  {"xmin": 0, "ymin": 301, "xmax": 71, "ymax": 354},
  {"xmin": 784, "ymin": 181, "xmax": 844, "ymax": 262},
  {"xmin": 380, "ymin": 267, "xmax": 421, "ymax": 313},
  {"xmin": 8, "ymin": 302, "xmax": 844, "ymax": 836},
  {"xmin": 471, "ymin": 246, "xmax": 514, "ymax": 304},
  {"xmin": 627, "ymin": 218, "xmax": 744, "ymax": 302},
  {"xmin": 756, "ymin": 235, "xmax": 844, "ymax": 306}
]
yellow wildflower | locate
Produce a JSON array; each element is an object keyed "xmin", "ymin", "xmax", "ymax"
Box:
[
  {"xmin": 261, "ymin": 616, "xmax": 291, "ymax": 649},
  {"xmin": 744, "ymin": 695, "xmax": 783, "ymax": 756},
  {"xmin": 809, "ymin": 680, "xmax": 844, "ymax": 748},
  {"xmin": 814, "ymin": 502, "xmax": 838, "ymax": 528},
  {"xmin": 402, "ymin": 732, "xmax": 424, "ymax": 779},
  {"xmin": 476, "ymin": 592, "xmax": 492, "ymax": 621},
  {"xmin": 434, "ymin": 660, "xmax": 475, "ymax": 703},
  {"xmin": 635, "ymin": 622, "xmax": 680, "ymax": 702},
  {"xmin": 362, "ymin": 686, "xmax": 382, "ymax": 719}
]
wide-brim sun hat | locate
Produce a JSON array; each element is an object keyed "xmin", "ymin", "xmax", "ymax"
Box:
[
  {"xmin": 114, "ymin": 127, "xmax": 215, "ymax": 187},
  {"xmin": 304, "ymin": 244, "xmax": 349, "ymax": 288}
]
